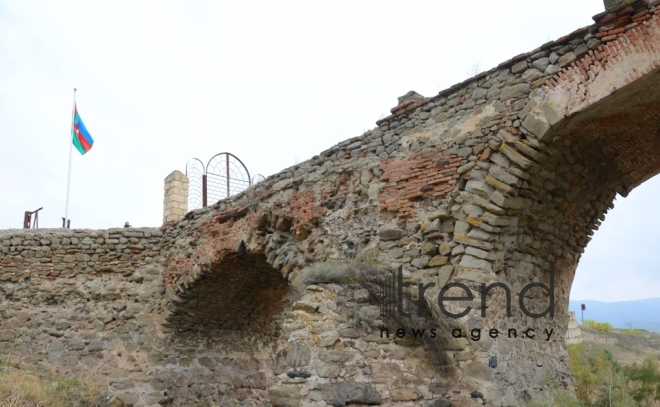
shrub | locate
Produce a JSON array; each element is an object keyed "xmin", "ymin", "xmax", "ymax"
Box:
[
  {"xmin": 583, "ymin": 319, "xmax": 612, "ymax": 332},
  {"xmin": 624, "ymin": 357, "xmax": 660, "ymax": 407},
  {"xmin": 622, "ymin": 329, "xmax": 645, "ymax": 338},
  {"xmin": 292, "ymin": 249, "xmax": 389, "ymax": 289}
]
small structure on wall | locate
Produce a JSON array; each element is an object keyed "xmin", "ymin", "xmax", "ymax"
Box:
[
  {"xmin": 162, "ymin": 170, "xmax": 189, "ymax": 224},
  {"xmin": 23, "ymin": 207, "xmax": 42, "ymax": 228},
  {"xmin": 162, "ymin": 153, "xmax": 253, "ymax": 224},
  {"xmin": 186, "ymin": 153, "xmax": 252, "ymax": 211},
  {"xmin": 565, "ymin": 310, "xmax": 618, "ymax": 345},
  {"xmin": 566, "ymin": 311, "xmax": 584, "ymax": 344}
]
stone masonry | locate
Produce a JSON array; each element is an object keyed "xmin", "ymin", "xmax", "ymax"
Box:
[
  {"xmin": 163, "ymin": 170, "xmax": 189, "ymax": 224},
  {"xmin": 2, "ymin": 1, "xmax": 660, "ymax": 406}
]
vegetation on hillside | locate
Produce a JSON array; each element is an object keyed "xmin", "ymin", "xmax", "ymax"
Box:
[
  {"xmin": 622, "ymin": 329, "xmax": 646, "ymax": 338},
  {"xmin": 0, "ymin": 359, "xmax": 103, "ymax": 407},
  {"xmin": 566, "ymin": 343, "xmax": 660, "ymax": 406},
  {"xmin": 584, "ymin": 319, "xmax": 614, "ymax": 333}
]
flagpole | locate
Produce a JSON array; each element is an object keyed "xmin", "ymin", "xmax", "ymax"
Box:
[{"xmin": 64, "ymin": 88, "xmax": 76, "ymax": 228}]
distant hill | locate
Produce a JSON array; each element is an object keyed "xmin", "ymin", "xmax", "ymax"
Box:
[{"xmin": 569, "ymin": 298, "xmax": 660, "ymax": 332}]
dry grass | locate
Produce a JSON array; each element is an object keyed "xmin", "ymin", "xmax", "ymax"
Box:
[
  {"xmin": 292, "ymin": 249, "xmax": 390, "ymax": 289},
  {"xmin": 0, "ymin": 359, "xmax": 104, "ymax": 407}
]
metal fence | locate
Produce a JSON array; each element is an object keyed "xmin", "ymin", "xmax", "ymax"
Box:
[{"xmin": 185, "ymin": 153, "xmax": 252, "ymax": 210}]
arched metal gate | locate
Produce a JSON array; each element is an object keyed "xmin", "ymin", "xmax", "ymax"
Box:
[{"xmin": 185, "ymin": 153, "xmax": 252, "ymax": 210}]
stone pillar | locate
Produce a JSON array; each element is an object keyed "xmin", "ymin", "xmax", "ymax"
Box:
[
  {"xmin": 163, "ymin": 170, "xmax": 189, "ymax": 224},
  {"xmin": 565, "ymin": 311, "xmax": 583, "ymax": 345}
]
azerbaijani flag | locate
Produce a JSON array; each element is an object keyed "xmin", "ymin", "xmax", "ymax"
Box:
[{"xmin": 71, "ymin": 105, "xmax": 94, "ymax": 155}]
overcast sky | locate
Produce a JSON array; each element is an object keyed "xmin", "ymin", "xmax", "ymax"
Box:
[{"xmin": 1, "ymin": 0, "xmax": 657, "ymax": 302}]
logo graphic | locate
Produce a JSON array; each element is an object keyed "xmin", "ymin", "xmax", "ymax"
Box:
[{"xmin": 379, "ymin": 263, "xmax": 555, "ymax": 319}]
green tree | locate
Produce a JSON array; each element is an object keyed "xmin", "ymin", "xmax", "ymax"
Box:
[
  {"xmin": 624, "ymin": 357, "xmax": 660, "ymax": 407},
  {"xmin": 567, "ymin": 344, "xmax": 642, "ymax": 407},
  {"xmin": 569, "ymin": 343, "xmax": 617, "ymax": 403}
]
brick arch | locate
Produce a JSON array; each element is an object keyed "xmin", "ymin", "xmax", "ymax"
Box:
[
  {"xmin": 163, "ymin": 252, "xmax": 291, "ymax": 334},
  {"xmin": 451, "ymin": 40, "xmax": 660, "ymax": 402},
  {"xmin": 471, "ymin": 4, "xmax": 660, "ymax": 310},
  {"xmin": 161, "ymin": 203, "xmax": 313, "ymax": 333},
  {"xmin": 505, "ymin": 62, "xmax": 660, "ymax": 330},
  {"xmin": 506, "ymin": 35, "xmax": 660, "ymax": 287}
]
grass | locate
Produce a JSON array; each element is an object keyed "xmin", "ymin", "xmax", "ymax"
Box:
[
  {"xmin": 292, "ymin": 249, "xmax": 389, "ymax": 289},
  {"xmin": 621, "ymin": 329, "xmax": 645, "ymax": 338},
  {"xmin": 0, "ymin": 359, "xmax": 104, "ymax": 407}
]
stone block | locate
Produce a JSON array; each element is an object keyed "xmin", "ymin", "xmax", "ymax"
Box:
[
  {"xmin": 511, "ymin": 60, "xmax": 528, "ymax": 74},
  {"xmin": 319, "ymin": 382, "xmax": 382, "ymax": 406},
  {"xmin": 379, "ymin": 229, "xmax": 403, "ymax": 241},
  {"xmin": 459, "ymin": 255, "xmax": 492, "ymax": 272},
  {"xmin": 465, "ymin": 180, "xmax": 494, "ymax": 197},
  {"xmin": 499, "ymin": 144, "xmax": 533, "ymax": 169},
  {"xmin": 521, "ymin": 113, "xmax": 550, "ymax": 139},
  {"xmin": 317, "ymin": 364, "xmax": 340, "ymax": 378},
  {"xmin": 391, "ymin": 388, "xmax": 422, "ymax": 401},
  {"xmin": 499, "ymin": 84, "xmax": 530, "ymax": 100},
  {"xmin": 269, "ymin": 386, "xmax": 300, "ymax": 407},
  {"xmin": 558, "ymin": 52, "xmax": 576, "ymax": 68}
]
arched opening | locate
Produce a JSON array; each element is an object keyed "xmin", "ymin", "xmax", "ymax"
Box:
[
  {"xmin": 529, "ymin": 65, "xmax": 660, "ymax": 303},
  {"xmin": 155, "ymin": 252, "xmax": 293, "ymax": 404},
  {"xmin": 571, "ymin": 174, "xmax": 660, "ymax": 306},
  {"xmin": 498, "ymin": 66, "xmax": 660, "ymax": 398},
  {"xmin": 168, "ymin": 253, "xmax": 292, "ymax": 335}
]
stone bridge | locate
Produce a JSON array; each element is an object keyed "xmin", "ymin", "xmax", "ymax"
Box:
[{"xmin": 2, "ymin": 1, "xmax": 660, "ymax": 406}]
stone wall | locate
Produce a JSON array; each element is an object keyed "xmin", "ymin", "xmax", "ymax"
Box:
[
  {"xmin": 0, "ymin": 228, "xmax": 167, "ymax": 405},
  {"xmin": 158, "ymin": 1, "xmax": 660, "ymax": 405},
  {"xmin": 0, "ymin": 229, "xmax": 302, "ymax": 406},
  {"xmin": 0, "ymin": 228, "xmax": 469, "ymax": 406}
]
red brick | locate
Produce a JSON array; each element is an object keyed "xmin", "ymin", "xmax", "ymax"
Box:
[
  {"xmin": 632, "ymin": 9, "xmax": 650, "ymax": 19},
  {"xmin": 616, "ymin": 6, "xmax": 634, "ymax": 16},
  {"xmin": 601, "ymin": 13, "xmax": 617, "ymax": 24}
]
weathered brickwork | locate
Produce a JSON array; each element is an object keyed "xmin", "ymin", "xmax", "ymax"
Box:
[
  {"xmin": 379, "ymin": 152, "xmax": 461, "ymax": 218},
  {"xmin": 544, "ymin": 4, "xmax": 660, "ymax": 100},
  {"xmin": 2, "ymin": 1, "xmax": 660, "ymax": 406},
  {"xmin": 288, "ymin": 189, "xmax": 326, "ymax": 237}
]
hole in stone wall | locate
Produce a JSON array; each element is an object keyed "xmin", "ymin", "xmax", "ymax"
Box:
[
  {"xmin": 169, "ymin": 253, "xmax": 291, "ymax": 336},
  {"xmin": 514, "ymin": 66, "xmax": 660, "ymax": 320},
  {"xmin": 570, "ymin": 173, "xmax": 660, "ymax": 326}
]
